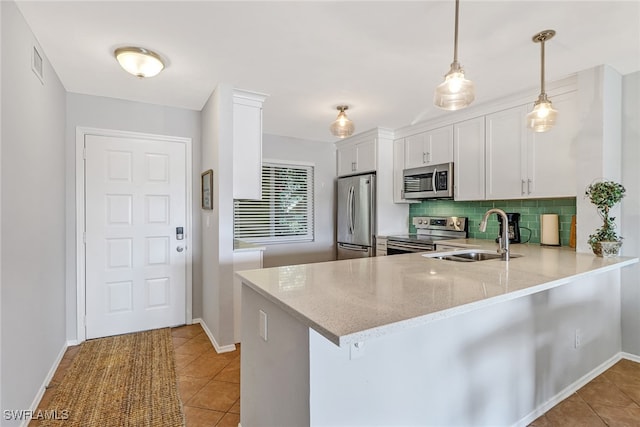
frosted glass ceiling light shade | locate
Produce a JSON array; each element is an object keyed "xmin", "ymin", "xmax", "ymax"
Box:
[
  {"xmin": 434, "ymin": 0, "xmax": 475, "ymax": 111},
  {"xmin": 330, "ymin": 106, "xmax": 355, "ymax": 138},
  {"xmin": 527, "ymin": 30, "xmax": 557, "ymax": 132},
  {"xmin": 114, "ymin": 47, "xmax": 165, "ymax": 78}
]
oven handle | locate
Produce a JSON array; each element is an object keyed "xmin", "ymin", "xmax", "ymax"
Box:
[{"xmin": 387, "ymin": 241, "xmax": 434, "ymax": 252}]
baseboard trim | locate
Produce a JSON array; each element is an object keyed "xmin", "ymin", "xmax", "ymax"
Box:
[
  {"xmin": 514, "ymin": 352, "xmax": 622, "ymax": 427},
  {"xmin": 193, "ymin": 318, "xmax": 236, "ymax": 354},
  {"xmin": 621, "ymin": 352, "xmax": 640, "ymax": 363},
  {"xmin": 22, "ymin": 342, "xmax": 69, "ymax": 427}
]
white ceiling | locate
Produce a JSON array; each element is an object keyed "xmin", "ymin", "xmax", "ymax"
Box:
[{"xmin": 16, "ymin": 1, "xmax": 640, "ymax": 142}]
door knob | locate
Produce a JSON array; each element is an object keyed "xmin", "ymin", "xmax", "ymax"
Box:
[{"xmin": 176, "ymin": 246, "xmax": 184, "ymax": 252}]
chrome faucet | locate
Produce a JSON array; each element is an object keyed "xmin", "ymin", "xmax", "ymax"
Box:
[{"xmin": 479, "ymin": 208, "xmax": 510, "ymax": 261}]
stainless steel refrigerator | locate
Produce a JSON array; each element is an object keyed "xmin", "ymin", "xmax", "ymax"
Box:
[{"xmin": 337, "ymin": 173, "xmax": 376, "ymax": 259}]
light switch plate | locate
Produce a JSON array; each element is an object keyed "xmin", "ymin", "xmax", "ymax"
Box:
[{"xmin": 259, "ymin": 310, "xmax": 268, "ymax": 341}]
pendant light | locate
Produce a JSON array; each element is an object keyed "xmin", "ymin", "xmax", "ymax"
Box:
[
  {"xmin": 329, "ymin": 106, "xmax": 355, "ymax": 138},
  {"xmin": 434, "ymin": 0, "xmax": 475, "ymax": 111},
  {"xmin": 526, "ymin": 30, "xmax": 557, "ymax": 132},
  {"xmin": 114, "ymin": 47, "xmax": 165, "ymax": 78}
]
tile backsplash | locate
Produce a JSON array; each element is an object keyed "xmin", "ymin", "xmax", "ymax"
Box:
[{"xmin": 409, "ymin": 198, "xmax": 577, "ymax": 246}]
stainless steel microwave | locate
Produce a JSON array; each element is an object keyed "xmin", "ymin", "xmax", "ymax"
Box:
[{"xmin": 402, "ymin": 162, "xmax": 454, "ymax": 200}]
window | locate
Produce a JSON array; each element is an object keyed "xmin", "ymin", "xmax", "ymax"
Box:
[{"xmin": 234, "ymin": 161, "xmax": 314, "ymax": 244}]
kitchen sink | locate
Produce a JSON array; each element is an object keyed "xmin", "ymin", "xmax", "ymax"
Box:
[{"xmin": 422, "ymin": 249, "xmax": 522, "ymax": 262}]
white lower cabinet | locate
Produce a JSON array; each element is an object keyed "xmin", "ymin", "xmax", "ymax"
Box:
[
  {"xmin": 454, "ymin": 117, "xmax": 486, "ymax": 201},
  {"xmin": 376, "ymin": 236, "xmax": 387, "ymax": 256}
]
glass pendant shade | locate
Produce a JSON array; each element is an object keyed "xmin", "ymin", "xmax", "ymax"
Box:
[
  {"xmin": 434, "ymin": 63, "xmax": 475, "ymax": 110},
  {"xmin": 329, "ymin": 106, "xmax": 355, "ymax": 138},
  {"xmin": 115, "ymin": 47, "xmax": 165, "ymax": 78},
  {"xmin": 434, "ymin": 0, "xmax": 475, "ymax": 111},
  {"xmin": 527, "ymin": 95, "xmax": 557, "ymax": 132}
]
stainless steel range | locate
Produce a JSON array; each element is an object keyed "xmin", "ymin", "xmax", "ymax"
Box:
[{"xmin": 386, "ymin": 216, "xmax": 468, "ymax": 255}]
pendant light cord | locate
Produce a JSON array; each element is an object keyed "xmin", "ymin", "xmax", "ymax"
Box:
[
  {"xmin": 453, "ymin": 0, "xmax": 460, "ymax": 64},
  {"xmin": 540, "ymin": 38, "xmax": 546, "ymax": 96}
]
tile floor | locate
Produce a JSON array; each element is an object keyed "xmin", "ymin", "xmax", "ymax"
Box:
[
  {"xmin": 528, "ymin": 358, "xmax": 640, "ymax": 427},
  {"xmin": 32, "ymin": 324, "xmax": 640, "ymax": 427},
  {"xmin": 31, "ymin": 324, "xmax": 240, "ymax": 427}
]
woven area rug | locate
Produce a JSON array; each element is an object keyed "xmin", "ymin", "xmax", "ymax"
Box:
[{"xmin": 41, "ymin": 328, "xmax": 184, "ymax": 427}]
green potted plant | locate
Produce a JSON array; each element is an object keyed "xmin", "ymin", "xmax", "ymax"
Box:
[{"xmin": 585, "ymin": 180, "xmax": 626, "ymax": 257}]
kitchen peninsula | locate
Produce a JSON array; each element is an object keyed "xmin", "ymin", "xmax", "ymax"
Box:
[{"xmin": 236, "ymin": 242, "xmax": 637, "ymax": 427}]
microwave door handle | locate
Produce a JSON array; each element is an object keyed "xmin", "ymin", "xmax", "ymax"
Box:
[{"xmin": 432, "ymin": 168, "xmax": 437, "ymax": 194}]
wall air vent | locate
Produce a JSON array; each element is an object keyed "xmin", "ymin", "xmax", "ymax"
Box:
[{"xmin": 32, "ymin": 46, "xmax": 44, "ymax": 84}]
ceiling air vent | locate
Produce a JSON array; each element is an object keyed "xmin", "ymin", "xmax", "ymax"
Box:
[{"xmin": 32, "ymin": 46, "xmax": 44, "ymax": 84}]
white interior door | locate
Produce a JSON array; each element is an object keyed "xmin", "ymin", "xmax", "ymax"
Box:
[{"xmin": 84, "ymin": 134, "xmax": 187, "ymax": 339}]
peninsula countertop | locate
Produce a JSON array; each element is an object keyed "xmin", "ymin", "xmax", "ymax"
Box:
[{"xmin": 235, "ymin": 240, "xmax": 638, "ymax": 347}]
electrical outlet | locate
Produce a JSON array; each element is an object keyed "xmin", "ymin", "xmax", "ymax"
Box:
[
  {"xmin": 259, "ymin": 310, "xmax": 268, "ymax": 341},
  {"xmin": 575, "ymin": 329, "xmax": 582, "ymax": 349},
  {"xmin": 350, "ymin": 341, "xmax": 365, "ymax": 360}
]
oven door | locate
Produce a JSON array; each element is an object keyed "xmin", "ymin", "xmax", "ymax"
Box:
[{"xmin": 386, "ymin": 240, "xmax": 435, "ymax": 255}]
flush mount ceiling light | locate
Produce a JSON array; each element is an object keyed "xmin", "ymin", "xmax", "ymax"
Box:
[
  {"xmin": 114, "ymin": 46, "xmax": 165, "ymax": 78},
  {"xmin": 527, "ymin": 30, "xmax": 557, "ymax": 132},
  {"xmin": 434, "ymin": 0, "xmax": 475, "ymax": 111},
  {"xmin": 329, "ymin": 106, "xmax": 355, "ymax": 138}
]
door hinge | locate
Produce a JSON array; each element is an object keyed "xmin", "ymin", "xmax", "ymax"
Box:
[
  {"xmin": 83, "ymin": 232, "xmax": 86, "ymax": 244},
  {"xmin": 83, "ymin": 148, "xmax": 87, "ymax": 159}
]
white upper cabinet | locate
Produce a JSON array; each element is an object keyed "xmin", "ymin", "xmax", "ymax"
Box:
[
  {"xmin": 485, "ymin": 91, "xmax": 578, "ymax": 200},
  {"xmin": 336, "ymin": 137, "xmax": 376, "ymax": 176},
  {"xmin": 485, "ymin": 106, "xmax": 528, "ymax": 200},
  {"xmin": 454, "ymin": 117, "xmax": 486, "ymax": 201},
  {"xmin": 526, "ymin": 92, "xmax": 578, "ymax": 198},
  {"xmin": 233, "ymin": 89, "xmax": 268, "ymax": 200},
  {"xmin": 404, "ymin": 126, "xmax": 453, "ymax": 169}
]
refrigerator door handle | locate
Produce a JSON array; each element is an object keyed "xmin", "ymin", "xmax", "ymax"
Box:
[{"xmin": 348, "ymin": 186, "xmax": 355, "ymax": 234}]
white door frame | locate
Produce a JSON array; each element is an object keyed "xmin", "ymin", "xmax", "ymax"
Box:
[{"xmin": 75, "ymin": 127, "xmax": 193, "ymax": 343}]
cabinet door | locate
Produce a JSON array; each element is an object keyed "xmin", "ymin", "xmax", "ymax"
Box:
[
  {"xmin": 454, "ymin": 117, "xmax": 485, "ymax": 201},
  {"xmin": 336, "ymin": 144, "xmax": 358, "ymax": 176},
  {"xmin": 355, "ymin": 138, "xmax": 377, "ymax": 173},
  {"xmin": 427, "ymin": 126, "xmax": 454, "ymax": 165},
  {"xmin": 526, "ymin": 92, "xmax": 578, "ymax": 198},
  {"xmin": 404, "ymin": 127, "xmax": 453, "ymax": 169},
  {"xmin": 485, "ymin": 106, "xmax": 528, "ymax": 200},
  {"xmin": 404, "ymin": 132, "xmax": 427, "ymax": 169},
  {"xmin": 233, "ymin": 100, "xmax": 263, "ymax": 200}
]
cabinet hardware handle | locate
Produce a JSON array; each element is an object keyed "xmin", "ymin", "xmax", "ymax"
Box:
[
  {"xmin": 521, "ymin": 180, "xmax": 526, "ymax": 195},
  {"xmin": 422, "ymin": 152, "xmax": 426, "ymax": 164},
  {"xmin": 527, "ymin": 179, "xmax": 532, "ymax": 195}
]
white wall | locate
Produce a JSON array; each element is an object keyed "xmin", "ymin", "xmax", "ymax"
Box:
[
  {"xmin": 261, "ymin": 134, "xmax": 336, "ymax": 267},
  {"xmin": 1, "ymin": 2, "xmax": 66, "ymax": 422},
  {"xmin": 621, "ymin": 71, "xmax": 640, "ymax": 356},
  {"xmin": 200, "ymin": 84, "xmax": 236, "ymax": 349},
  {"xmin": 575, "ymin": 65, "xmax": 623, "ymax": 254},
  {"xmin": 65, "ymin": 93, "xmax": 202, "ymax": 341}
]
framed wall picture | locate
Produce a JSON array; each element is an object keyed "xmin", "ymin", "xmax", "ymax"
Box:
[{"xmin": 201, "ymin": 169, "xmax": 213, "ymax": 210}]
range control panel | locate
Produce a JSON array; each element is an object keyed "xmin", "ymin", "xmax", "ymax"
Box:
[{"xmin": 413, "ymin": 216, "xmax": 468, "ymax": 233}]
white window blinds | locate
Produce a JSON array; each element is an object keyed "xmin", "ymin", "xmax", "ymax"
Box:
[{"xmin": 234, "ymin": 162, "xmax": 314, "ymax": 244}]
